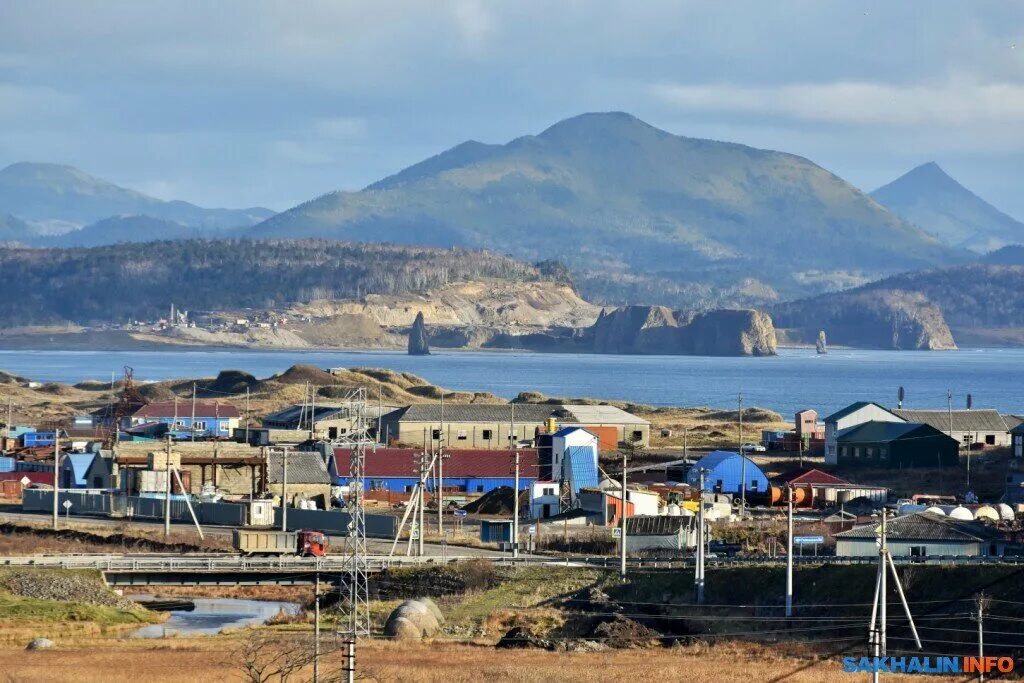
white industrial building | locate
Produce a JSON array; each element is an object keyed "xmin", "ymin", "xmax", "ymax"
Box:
[{"xmin": 834, "ymin": 511, "xmax": 1005, "ymax": 558}]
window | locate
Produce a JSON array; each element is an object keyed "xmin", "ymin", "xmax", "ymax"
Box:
[
  {"xmin": 193, "ymin": 420, "xmax": 207, "ymax": 431},
  {"xmin": 543, "ymin": 487, "xmax": 555, "ymax": 496},
  {"xmin": 909, "ymin": 546, "xmax": 926, "ymax": 557},
  {"xmin": 482, "ymin": 429, "xmax": 493, "ymax": 440},
  {"xmin": 985, "ymin": 434, "xmax": 996, "ymax": 445},
  {"xmin": 431, "ymin": 429, "xmax": 442, "ymax": 440},
  {"xmin": 631, "ymin": 430, "xmax": 643, "ymax": 441},
  {"xmin": 880, "ymin": 446, "xmax": 889, "ymax": 459},
  {"xmin": 749, "ymin": 480, "xmax": 759, "ymax": 491},
  {"xmin": 840, "ymin": 446, "xmax": 848, "ymax": 458},
  {"xmin": 457, "ymin": 429, "xmax": 468, "ymax": 441},
  {"xmin": 174, "ymin": 420, "xmax": 187, "ymax": 429},
  {"xmin": 93, "ymin": 476, "xmax": 103, "ymax": 488},
  {"xmin": 328, "ymin": 427, "xmax": 338, "ymax": 439},
  {"xmin": 854, "ymin": 447, "xmax": 861, "ymax": 458},
  {"xmin": 866, "ymin": 447, "xmax": 874, "ymax": 458},
  {"xmin": 477, "ymin": 485, "xmax": 484, "ymax": 493}
]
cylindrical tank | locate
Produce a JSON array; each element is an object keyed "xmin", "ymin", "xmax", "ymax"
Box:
[
  {"xmin": 546, "ymin": 417, "xmax": 557, "ymax": 434},
  {"xmin": 924, "ymin": 506, "xmax": 947, "ymax": 516},
  {"xmin": 837, "ymin": 490, "xmax": 855, "ymax": 504},
  {"xmin": 997, "ymin": 503, "xmax": 1015, "ymax": 521},
  {"xmin": 666, "ymin": 503, "xmax": 681, "ymax": 516},
  {"xmin": 823, "ymin": 487, "xmax": 838, "ymax": 503},
  {"xmin": 899, "ymin": 503, "xmax": 928, "ymax": 516},
  {"xmin": 949, "ymin": 506, "xmax": 974, "ymax": 521},
  {"xmin": 974, "ymin": 505, "xmax": 999, "ymax": 522},
  {"xmin": 767, "ymin": 486, "xmax": 806, "ymax": 506}
]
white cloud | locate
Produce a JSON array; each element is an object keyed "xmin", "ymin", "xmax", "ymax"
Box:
[
  {"xmin": 651, "ymin": 78, "xmax": 1024, "ymax": 127},
  {"xmin": 451, "ymin": 0, "xmax": 495, "ymax": 52},
  {"xmin": 313, "ymin": 117, "xmax": 368, "ymax": 140}
]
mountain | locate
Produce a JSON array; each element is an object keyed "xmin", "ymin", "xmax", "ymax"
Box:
[
  {"xmin": 981, "ymin": 244, "xmax": 1024, "ymax": 266},
  {"xmin": 0, "ymin": 213, "xmax": 31, "ymax": 244},
  {"xmin": 42, "ymin": 215, "xmax": 213, "ymax": 247},
  {"xmin": 871, "ymin": 162, "xmax": 1024, "ymax": 253},
  {"xmin": 250, "ymin": 112, "xmax": 961, "ymax": 307},
  {"xmin": 0, "ymin": 162, "xmax": 274, "ymax": 233}
]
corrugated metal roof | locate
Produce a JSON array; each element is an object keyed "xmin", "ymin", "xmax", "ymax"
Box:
[
  {"xmin": 893, "ymin": 409, "xmax": 1008, "ymax": 432},
  {"xmin": 63, "ymin": 453, "xmax": 95, "ymax": 487},
  {"xmin": 1003, "ymin": 415, "xmax": 1024, "ymax": 432},
  {"xmin": 332, "ymin": 447, "xmax": 539, "ymax": 478},
  {"xmin": 778, "ymin": 468, "xmax": 853, "ymax": 486},
  {"xmin": 263, "ymin": 404, "xmax": 348, "ymax": 427},
  {"xmin": 267, "ymin": 451, "xmax": 331, "ymax": 485},
  {"xmin": 836, "ymin": 511, "xmax": 1003, "ymax": 542},
  {"xmin": 626, "ymin": 515, "xmax": 690, "ymax": 536},
  {"xmin": 563, "ymin": 405, "xmax": 650, "ymax": 426},
  {"xmin": 387, "ymin": 404, "xmax": 573, "ymax": 424},
  {"xmin": 835, "ymin": 421, "xmax": 925, "ymax": 443},
  {"xmin": 566, "ymin": 446, "xmax": 599, "ymax": 490},
  {"xmin": 822, "ymin": 402, "xmax": 897, "ymax": 424}
]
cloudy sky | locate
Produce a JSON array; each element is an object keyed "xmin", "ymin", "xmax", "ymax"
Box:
[{"xmin": 1, "ymin": 1, "xmax": 1022, "ymax": 215}]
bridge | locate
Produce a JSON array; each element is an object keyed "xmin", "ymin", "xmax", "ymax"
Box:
[{"xmin": 3, "ymin": 552, "xmax": 1023, "ymax": 585}]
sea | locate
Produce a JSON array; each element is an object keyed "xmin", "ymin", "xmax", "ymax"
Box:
[{"xmin": 2, "ymin": 347, "xmax": 1022, "ymax": 418}]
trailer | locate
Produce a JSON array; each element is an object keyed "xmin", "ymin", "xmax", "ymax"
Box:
[{"xmin": 232, "ymin": 529, "xmax": 329, "ymax": 557}]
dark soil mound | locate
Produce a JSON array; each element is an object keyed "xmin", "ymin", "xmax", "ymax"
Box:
[
  {"xmin": 496, "ymin": 626, "xmax": 552, "ymax": 650},
  {"xmin": 272, "ymin": 364, "xmax": 342, "ymax": 386},
  {"xmin": 462, "ymin": 487, "xmax": 515, "ymax": 515},
  {"xmin": 203, "ymin": 369, "xmax": 259, "ymax": 394},
  {"xmin": 591, "ymin": 615, "xmax": 662, "ymax": 649}
]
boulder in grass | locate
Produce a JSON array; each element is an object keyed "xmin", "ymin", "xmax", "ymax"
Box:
[
  {"xmin": 393, "ymin": 600, "xmax": 440, "ymax": 636},
  {"xmin": 26, "ymin": 638, "xmax": 55, "ymax": 650},
  {"xmin": 383, "ymin": 616, "xmax": 421, "ymax": 640},
  {"xmin": 419, "ymin": 596, "xmax": 445, "ymax": 625}
]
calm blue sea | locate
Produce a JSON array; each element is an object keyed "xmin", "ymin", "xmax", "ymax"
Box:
[{"xmin": 1, "ymin": 347, "xmax": 1021, "ymax": 417}]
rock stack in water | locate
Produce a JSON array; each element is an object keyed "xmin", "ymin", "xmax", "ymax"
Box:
[{"xmin": 408, "ymin": 311, "xmax": 431, "ymax": 356}]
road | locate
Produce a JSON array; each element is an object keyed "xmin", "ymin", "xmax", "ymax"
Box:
[{"xmin": 0, "ymin": 507, "xmax": 499, "ymax": 558}]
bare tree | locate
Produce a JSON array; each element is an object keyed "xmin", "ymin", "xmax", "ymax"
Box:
[{"xmin": 233, "ymin": 632, "xmax": 316, "ymax": 683}]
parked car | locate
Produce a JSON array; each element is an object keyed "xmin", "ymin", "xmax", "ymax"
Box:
[{"xmin": 741, "ymin": 442, "xmax": 766, "ymax": 453}]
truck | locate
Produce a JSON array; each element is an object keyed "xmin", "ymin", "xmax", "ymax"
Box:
[{"xmin": 232, "ymin": 529, "xmax": 329, "ymax": 557}]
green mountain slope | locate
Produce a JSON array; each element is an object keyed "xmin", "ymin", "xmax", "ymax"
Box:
[
  {"xmin": 250, "ymin": 112, "xmax": 961, "ymax": 306},
  {"xmin": 42, "ymin": 215, "xmax": 213, "ymax": 247},
  {"xmin": 871, "ymin": 162, "xmax": 1024, "ymax": 253},
  {"xmin": 0, "ymin": 162, "xmax": 274, "ymax": 232}
]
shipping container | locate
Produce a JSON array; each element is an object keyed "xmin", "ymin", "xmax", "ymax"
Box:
[
  {"xmin": 583, "ymin": 425, "xmax": 620, "ymax": 451},
  {"xmin": 232, "ymin": 529, "xmax": 297, "ymax": 556},
  {"xmin": 0, "ymin": 456, "xmax": 15, "ymax": 472}
]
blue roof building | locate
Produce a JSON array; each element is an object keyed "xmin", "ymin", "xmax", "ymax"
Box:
[
  {"xmin": 685, "ymin": 450, "xmax": 769, "ymax": 495},
  {"xmin": 60, "ymin": 453, "xmax": 97, "ymax": 489}
]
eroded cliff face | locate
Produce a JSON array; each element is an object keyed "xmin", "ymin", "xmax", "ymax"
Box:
[
  {"xmin": 580, "ymin": 305, "xmax": 777, "ymax": 356},
  {"xmin": 771, "ymin": 290, "xmax": 956, "ymax": 350}
]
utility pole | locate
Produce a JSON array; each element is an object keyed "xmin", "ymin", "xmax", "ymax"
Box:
[
  {"xmin": 880, "ymin": 509, "xmax": 887, "ymax": 657},
  {"xmin": 164, "ymin": 435, "xmax": 172, "ymax": 538},
  {"xmin": 310, "ymin": 384, "xmax": 316, "ymax": 441},
  {"xmin": 417, "ymin": 449, "xmax": 426, "ymax": 557},
  {"xmin": 683, "ymin": 426, "xmax": 688, "ymax": 462},
  {"xmin": 6, "ymin": 397, "xmax": 12, "ymax": 440},
  {"xmin": 313, "ymin": 574, "xmax": 321, "ymax": 683},
  {"xmin": 620, "ymin": 449, "xmax": 628, "ymax": 581},
  {"xmin": 191, "ymin": 381, "xmax": 197, "ymax": 441},
  {"xmin": 281, "ymin": 447, "xmax": 289, "ymax": 532},
  {"xmin": 974, "ymin": 593, "xmax": 989, "ymax": 683},
  {"xmin": 513, "ymin": 450, "xmax": 520, "ymax": 559},
  {"xmin": 438, "ymin": 392, "xmax": 445, "ymax": 539},
  {"xmin": 786, "ymin": 484, "xmax": 794, "ymax": 617},
  {"xmin": 695, "ymin": 468, "xmax": 706, "ymax": 603},
  {"xmin": 738, "ymin": 393, "xmax": 746, "ymax": 517},
  {"xmin": 947, "ymin": 389, "xmax": 954, "ymax": 443},
  {"xmin": 52, "ymin": 433, "xmax": 60, "ymax": 530},
  {"xmin": 245, "ymin": 387, "xmax": 250, "ymax": 445}
]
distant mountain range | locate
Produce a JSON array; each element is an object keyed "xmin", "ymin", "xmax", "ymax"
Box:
[
  {"xmin": 0, "ymin": 162, "xmax": 273, "ymax": 240},
  {"xmin": 871, "ymin": 162, "xmax": 1024, "ymax": 253},
  {"xmin": 248, "ymin": 112, "xmax": 963, "ymax": 306}
]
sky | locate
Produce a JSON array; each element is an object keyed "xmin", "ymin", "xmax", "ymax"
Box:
[{"xmin": 1, "ymin": 1, "xmax": 1022, "ymax": 215}]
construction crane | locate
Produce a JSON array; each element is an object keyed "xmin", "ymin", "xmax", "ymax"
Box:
[{"xmin": 103, "ymin": 366, "xmax": 147, "ymax": 448}]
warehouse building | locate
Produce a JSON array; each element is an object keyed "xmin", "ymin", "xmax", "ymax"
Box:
[
  {"xmin": 835, "ymin": 511, "xmax": 1006, "ymax": 557},
  {"xmin": 835, "ymin": 422, "xmax": 958, "ymax": 469},
  {"xmin": 330, "ymin": 447, "xmax": 538, "ymax": 495},
  {"xmin": 893, "ymin": 409, "xmax": 1011, "ymax": 448},
  {"xmin": 624, "ymin": 515, "xmax": 697, "ymax": 554},
  {"xmin": 776, "ymin": 468, "xmax": 888, "ymax": 507},
  {"xmin": 378, "ymin": 403, "xmax": 649, "ymax": 450},
  {"xmin": 823, "ymin": 402, "xmax": 904, "ymax": 465},
  {"xmin": 266, "ymin": 450, "xmax": 333, "ymax": 509}
]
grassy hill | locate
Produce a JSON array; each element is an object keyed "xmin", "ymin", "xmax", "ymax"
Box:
[
  {"xmin": 0, "ymin": 239, "xmax": 546, "ymax": 324},
  {"xmin": 250, "ymin": 112, "xmax": 961, "ymax": 307},
  {"xmin": 872, "ymin": 162, "xmax": 1024, "ymax": 253}
]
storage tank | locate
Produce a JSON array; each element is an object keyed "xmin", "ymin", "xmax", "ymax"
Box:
[
  {"xmin": 767, "ymin": 486, "xmax": 806, "ymax": 506},
  {"xmin": 837, "ymin": 490, "xmax": 855, "ymax": 504},
  {"xmin": 997, "ymin": 503, "xmax": 1015, "ymax": 521},
  {"xmin": 546, "ymin": 418, "xmax": 558, "ymax": 434},
  {"xmin": 974, "ymin": 505, "xmax": 999, "ymax": 522},
  {"xmin": 666, "ymin": 503, "xmax": 681, "ymax": 516},
  {"xmin": 899, "ymin": 502, "xmax": 928, "ymax": 516},
  {"xmin": 924, "ymin": 506, "xmax": 947, "ymax": 516},
  {"xmin": 949, "ymin": 506, "xmax": 974, "ymax": 521},
  {"xmin": 822, "ymin": 487, "xmax": 838, "ymax": 503}
]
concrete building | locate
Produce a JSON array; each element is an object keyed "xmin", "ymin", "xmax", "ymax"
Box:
[
  {"xmin": 261, "ymin": 404, "xmax": 356, "ymax": 440},
  {"xmin": 1012, "ymin": 422, "xmax": 1024, "ymax": 459},
  {"xmin": 624, "ymin": 515, "xmax": 697, "ymax": 554},
  {"xmin": 835, "ymin": 421, "xmax": 958, "ymax": 469},
  {"xmin": 685, "ymin": 451, "xmax": 769, "ymax": 496},
  {"xmin": 379, "ymin": 403, "xmax": 650, "ymax": 450},
  {"xmin": 823, "ymin": 402, "xmax": 904, "ymax": 465},
  {"xmin": 893, "ymin": 409, "xmax": 1011, "ymax": 448},
  {"xmin": 578, "ymin": 486, "xmax": 660, "ymax": 526},
  {"xmin": 266, "ymin": 450, "xmax": 332, "ymax": 509},
  {"xmin": 835, "ymin": 511, "xmax": 1006, "ymax": 557}
]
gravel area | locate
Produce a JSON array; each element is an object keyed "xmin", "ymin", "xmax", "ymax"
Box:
[{"xmin": 0, "ymin": 569, "xmax": 137, "ymax": 610}]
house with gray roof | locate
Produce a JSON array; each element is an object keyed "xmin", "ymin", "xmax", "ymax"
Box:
[
  {"xmin": 835, "ymin": 511, "xmax": 1005, "ymax": 557},
  {"xmin": 835, "ymin": 421, "xmax": 958, "ymax": 469},
  {"xmin": 379, "ymin": 403, "xmax": 649, "ymax": 450},
  {"xmin": 266, "ymin": 450, "xmax": 332, "ymax": 509},
  {"xmin": 823, "ymin": 402, "xmax": 905, "ymax": 465},
  {"xmin": 893, "ymin": 409, "xmax": 1010, "ymax": 447}
]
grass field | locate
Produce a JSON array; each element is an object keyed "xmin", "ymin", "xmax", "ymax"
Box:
[{"xmin": 0, "ymin": 638, "xmax": 960, "ymax": 682}]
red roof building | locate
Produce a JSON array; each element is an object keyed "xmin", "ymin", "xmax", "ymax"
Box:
[{"xmin": 776, "ymin": 467, "xmax": 887, "ymax": 508}]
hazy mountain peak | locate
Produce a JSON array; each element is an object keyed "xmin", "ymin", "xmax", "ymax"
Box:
[{"xmin": 872, "ymin": 162, "xmax": 1024, "ymax": 253}]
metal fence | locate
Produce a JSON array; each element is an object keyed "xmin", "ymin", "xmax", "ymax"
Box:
[{"xmin": 22, "ymin": 489, "xmax": 393, "ymax": 536}]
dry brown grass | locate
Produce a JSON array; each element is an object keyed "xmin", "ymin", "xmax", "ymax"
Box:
[
  {"xmin": 0, "ymin": 638, "xmax": 960, "ymax": 682},
  {"xmin": 145, "ymin": 584, "xmax": 315, "ymax": 604},
  {"xmin": 0, "ymin": 520, "xmax": 232, "ymax": 555}
]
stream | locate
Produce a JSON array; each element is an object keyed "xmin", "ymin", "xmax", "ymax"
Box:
[{"xmin": 131, "ymin": 598, "xmax": 301, "ymax": 638}]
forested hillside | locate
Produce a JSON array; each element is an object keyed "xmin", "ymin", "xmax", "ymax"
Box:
[{"xmin": 0, "ymin": 240, "xmax": 546, "ymax": 324}]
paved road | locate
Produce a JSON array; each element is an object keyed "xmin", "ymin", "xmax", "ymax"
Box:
[{"xmin": 0, "ymin": 507, "xmax": 502, "ymax": 558}]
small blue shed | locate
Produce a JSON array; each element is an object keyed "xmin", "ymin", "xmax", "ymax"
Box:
[
  {"xmin": 685, "ymin": 451, "xmax": 769, "ymax": 496},
  {"xmin": 480, "ymin": 519, "xmax": 515, "ymax": 544}
]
